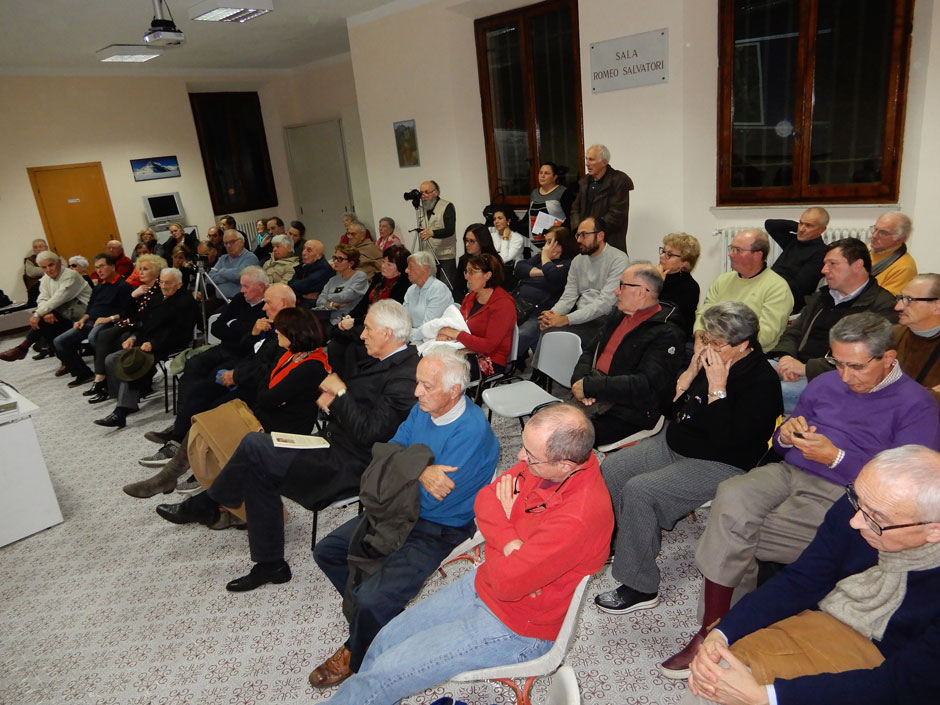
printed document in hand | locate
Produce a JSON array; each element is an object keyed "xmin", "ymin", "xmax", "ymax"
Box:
[{"xmin": 271, "ymin": 432, "xmax": 330, "ymax": 450}]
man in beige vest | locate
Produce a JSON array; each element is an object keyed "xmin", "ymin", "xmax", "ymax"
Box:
[{"xmin": 418, "ymin": 180, "xmax": 457, "ymax": 289}]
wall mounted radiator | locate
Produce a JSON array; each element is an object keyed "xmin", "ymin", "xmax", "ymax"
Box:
[{"xmin": 715, "ymin": 226, "xmax": 872, "ymax": 273}]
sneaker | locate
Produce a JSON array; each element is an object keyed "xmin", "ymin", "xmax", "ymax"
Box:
[
  {"xmin": 138, "ymin": 441, "xmax": 180, "ymax": 468},
  {"xmin": 208, "ymin": 511, "xmax": 247, "ymax": 531},
  {"xmin": 176, "ymin": 476, "xmax": 204, "ymax": 496},
  {"xmin": 594, "ymin": 584, "xmax": 660, "ymax": 615}
]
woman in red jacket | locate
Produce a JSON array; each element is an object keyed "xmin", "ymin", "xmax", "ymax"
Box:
[{"xmin": 437, "ymin": 253, "xmax": 515, "ymax": 379}]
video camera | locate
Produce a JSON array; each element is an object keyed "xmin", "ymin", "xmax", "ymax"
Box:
[{"xmin": 403, "ymin": 189, "xmax": 422, "ymax": 209}]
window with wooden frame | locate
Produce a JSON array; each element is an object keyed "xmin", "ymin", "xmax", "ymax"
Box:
[
  {"xmin": 189, "ymin": 92, "xmax": 278, "ymax": 214},
  {"xmin": 717, "ymin": 0, "xmax": 914, "ymax": 206},
  {"xmin": 475, "ymin": 0, "xmax": 583, "ymax": 207}
]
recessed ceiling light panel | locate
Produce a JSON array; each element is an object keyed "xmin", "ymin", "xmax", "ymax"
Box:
[
  {"xmin": 189, "ymin": 0, "xmax": 273, "ymax": 22},
  {"xmin": 96, "ymin": 44, "xmax": 164, "ymax": 62}
]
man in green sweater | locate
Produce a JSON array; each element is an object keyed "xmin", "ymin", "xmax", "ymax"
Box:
[{"xmin": 694, "ymin": 229, "xmax": 793, "ymax": 351}]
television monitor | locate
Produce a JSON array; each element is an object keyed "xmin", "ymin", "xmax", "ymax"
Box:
[{"xmin": 143, "ymin": 192, "xmax": 185, "ymax": 224}]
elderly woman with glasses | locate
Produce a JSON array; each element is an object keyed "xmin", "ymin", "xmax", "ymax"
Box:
[
  {"xmin": 657, "ymin": 232, "xmax": 701, "ymax": 338},
  {"xmin": 315, "ymin": 245, "xmax": 369, "ymax": 328},
  {"xmin": 592, "ymin": 301, "xmax": 782, "ymax": 619}
]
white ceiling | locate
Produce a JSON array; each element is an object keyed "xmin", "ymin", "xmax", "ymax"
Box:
[{"xmin": 0, "ymin": 0, "xmax": 409, "ymax": 74}]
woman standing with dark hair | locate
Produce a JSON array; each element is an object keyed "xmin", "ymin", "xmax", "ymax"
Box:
[
  {"xmin": 527, "ymin": 161, "xmax": 573, "ymax": 251},
  {"xmin": 453, "ymin": 223, "xmax": 499, "ymax": 303},
  {"xmin": 437, "ymin": 253, "xmax": 516, "ymax": 379},
  {"xmin": 327, "ymin": 245, "xmax": 412, "ymax": 378}
]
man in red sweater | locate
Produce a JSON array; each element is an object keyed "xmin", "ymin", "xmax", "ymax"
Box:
[{"xmin": 321, "ymin": 403, "xmax": 613, "ymax": 705}]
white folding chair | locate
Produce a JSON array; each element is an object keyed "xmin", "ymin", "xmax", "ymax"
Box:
[
  {"xmin": 481, "ymin": 331, "xmax": 582, "ymax": 428},
  {"xmin": 545, "ymin": 665, "xmax": 580, "ymax": 705},
  {"xmin": 205, "ymin": 312, "xmax": 222, "ymax": 345},
  {"xmin": 595, "ymin": 415, "xmax": 666, "ymax": 454},
  {"xmin": 450, "ymin": 573, "xmax": 591, "ymax": 705}
]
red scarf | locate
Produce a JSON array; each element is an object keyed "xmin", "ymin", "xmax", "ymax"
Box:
[{"xmin": 269, "ymin": 347, "xmax": 330, "ymax": 388}]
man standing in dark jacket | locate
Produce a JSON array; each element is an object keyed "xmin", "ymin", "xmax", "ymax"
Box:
[
  {"xmin": 571, "ymin": 262, "xmax": 685, "ymax": 445},
  {"xmin": 766, "ymin": 207, "xmax": 829, "ymax": 313},
  {"xmin": 767, "ymin": 238, "xmax": 897, "ymax": 413},
  {"xmin": 570, "ymin": 144, "xmax": 634, "ymax": 253}
]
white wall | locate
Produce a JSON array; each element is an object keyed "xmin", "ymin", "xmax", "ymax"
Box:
[
  {"xmin": 0, "ymin": 57, "xmax": 371, "ymax": 300},
  {"xmin": 348, "ymin": 1, "xmax": 491, "ymax": 254},
  {"xmin": 350, "ymin": 0, "xmax": 940, "ymax": 294},
  {"xmin": 0, "ymin": 75, "xmax": 215, "ymax": 298}
]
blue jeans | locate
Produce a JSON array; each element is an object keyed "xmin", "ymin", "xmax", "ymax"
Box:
[
  {"xmin": 327, "ymin": 571, "xmax": 553, "ymax": 705},
  {"xmin": 769, "ymin": 359, "xmax": 807, "ymax": 416},
  {"xmin": 53, "ymin": 321, "xmax": 105, "ymax": 378}
]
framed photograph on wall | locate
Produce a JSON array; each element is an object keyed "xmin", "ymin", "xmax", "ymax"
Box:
[
  {"xmin": 393, "ymin": 120, "xmax": 420, "ymax": 168},
  {"xmin": 130, "ymin": 155, "xmax": 181, "ymax": 182}
]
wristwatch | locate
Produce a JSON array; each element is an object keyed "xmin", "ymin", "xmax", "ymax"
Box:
[{"xmin": 707, "ymin": 390, "xmax": 727, "ymax": 400}]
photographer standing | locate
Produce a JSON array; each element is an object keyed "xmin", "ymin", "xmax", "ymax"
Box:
[{"xmin": 416, "ymin": 181, "xmax": 457, "ymax": 288}]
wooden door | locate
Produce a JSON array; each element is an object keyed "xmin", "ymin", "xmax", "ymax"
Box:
[
  {"xmin": 28, "ymin": 162, "xmax": 120, "ymax": 266},
  {"xmin": 285, "ymin": 120, "xmax": 353, "ymax": 253}
]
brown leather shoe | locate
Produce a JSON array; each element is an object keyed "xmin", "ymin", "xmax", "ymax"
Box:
[
  {"xmin": 309, "ymin": 645, "xmax": 352, "ymax": 688},
  {"xmin": 0, "ymin": 345, "xmax": 27, "ymax": 362},
  {"xmin": 658, "ymin": 628, "xmax": 706, "ymax": 679},
  {"xmin": 54, "ymin": 365, "xmax": 68, "ymax": 377}
]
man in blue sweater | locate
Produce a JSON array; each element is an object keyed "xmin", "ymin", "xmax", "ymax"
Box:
[
  {"xmin": 662, "ymin": 312, "xmax": 940, "ymax": 678},
  {"xmin": 683, "ymin": 445, "xmax": 940, "ymax": 705},
  {"xmin": 308, "ymin": 344, "xmax": 499, "ymax": 689}
]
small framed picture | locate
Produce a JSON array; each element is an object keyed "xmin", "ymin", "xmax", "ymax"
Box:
[
  {"xmin": 393, "ymin": 120, "xmax": 420, "ymax": 168},
  {"xmin": 131, "ymin": 155, "xmax": 181, "ymax": 182}
]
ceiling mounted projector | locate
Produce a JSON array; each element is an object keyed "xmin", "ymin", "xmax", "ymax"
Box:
[{"xmin": 143, "ymin": 0, "xmax": 185, "ymax": 46}]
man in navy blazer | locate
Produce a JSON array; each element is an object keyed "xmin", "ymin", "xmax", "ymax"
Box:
[{"xmin": 682, "ymin": 444, "xmax": 940, "ymax": 705}]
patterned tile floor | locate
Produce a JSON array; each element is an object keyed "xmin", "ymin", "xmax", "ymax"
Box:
[{"xmin": 0, "ymin": 332, "xmax": 704, "ymax": 705}]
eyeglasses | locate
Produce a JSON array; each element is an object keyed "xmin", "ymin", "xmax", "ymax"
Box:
[
  {"xmin": 895, "ymin": 294, "xmax": 939, "ymax": 306},
  {"xmin": 332, "ymin": 256, "xmax": 349, "ymax": 262},
  {"xmin": 618, "ymin": 281, "xmax": 648, "ymax": 292},
  {"xmin": 824, "ymin": 353, "xmax": 877, "ymax": 371},
  {"xmin": 513, "ymin": 465, "xmax": 582, "ymax": 513},
  {"xmin": 701, "ymin": 334, "xmax": 731, "ymax": 350},
  {"xmin": 222, "ymin": 240, "xmax": 240, "ymax": 246},
  {"xmin": 845, "ymin": 483, "xmax": 934, "ymax": 536},
  {"xmin": 658, "ymin": 247, "xmax": 682, "ymax": 259},
  {"xmin": 870, "ymin": 226, "xmax": 897, "ymax": 238},
  {"xmin": 728, "ymin": 245, "xmax": 758, "ymax": 255},
  {"xmin": 575, "ymin": 230, "xmax": 598, "ymax": 240},
  {"xmin": 419, "ymin": 189, "xmax": 436, "ymax": 196},
  {"xmin": 68, "ymin": 263, "xmax": 81, "ymax": 268}
]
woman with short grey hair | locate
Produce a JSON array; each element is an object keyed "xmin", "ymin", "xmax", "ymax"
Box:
[{"xmin": 593, "ymin": 300, "xmax": 782, "ymax": 621}]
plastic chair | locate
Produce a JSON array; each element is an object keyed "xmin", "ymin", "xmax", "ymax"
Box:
[
  {"xmin": 437, "ymin": 529, "xmax": 485, "ymax": 578},
  {"xmin": 205, "ymin": 312, "xmax": 222, "ymax": 345},
  {"xmin": 468, "ymin": 324, "xmax": 521, "ymax": 404},
  {"xmin": 450, "ymin": 573, "xmax": 591, "ymax": 705},
  {"xmin": 481, "ymin": 331, "xmax": 582, "ymax": 428},
  {"xmin": 595, "ymin": 416, "xmax": 665, "ymax": 454},
  {"xmin": 545, "ymin": 665, "xmax": 580, "ymax": 705},
  {"xmin": 311, "ymin": 495, "xmax": 362, "ymax": 550}
]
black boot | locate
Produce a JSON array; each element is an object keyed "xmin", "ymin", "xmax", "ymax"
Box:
[
  {"xmin": 83, "ymin": 380, "xmax": 106, "ymax": 397},
  {"xmin": 94, "ymin": 406, "xmax": 129, "ymax": 428}
]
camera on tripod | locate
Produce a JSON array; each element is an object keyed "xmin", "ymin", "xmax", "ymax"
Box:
[{"xmin": 402, "ymin": 189, "xmax": 422, "ymax": 209}]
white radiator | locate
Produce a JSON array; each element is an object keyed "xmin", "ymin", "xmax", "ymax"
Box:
[
  {"xmin": 715, "ymin": 226, "xmax": 872, "ymax": 273},
  {"xmin": 236, "ymin": 220, "xmax": 258, "ymax": 243}
]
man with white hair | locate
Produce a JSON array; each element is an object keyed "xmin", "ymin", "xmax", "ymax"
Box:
[
  {"xmin": 154, "ymin": 300, "xmax": 422, "ymax": 588},
  {"xmin": 307, "ymin": 344, "xmax": 500, "ymax": 688},
  {"xmin": 209, "ymin": 230, "xmax": 260, "ymax": 299},
  {"xmin": 1, "ymin": 250, "xmax": 91, "ymax": 362},
  {"xmin": 683, "ymin": 445, "xmax": 940, "ymax": 705},
  {"xmin": 93, "ymin": 267, "xmax": 198, "ymax": 428},
  {"xmin": 403, "ymin": 250, "xmax": 452, "ymax": 343},
  {"xmin": 417, "ymin": 180, "xmax": 457, "ymax": 286},
  {"xmin": 893, "ymin": 272, "xmax": 940, "ymax": 407},
  {"xmin": 261, "ymin": 234, "xmax": 300, "ymax": 285},
  {"xmin": 570, "ymin": 144, "xmax": 634, "ymax": 253},
  {"xmin": 868, "ymin": 211, "xmax": 917, "ymax": 295},
  {"xmin": 345, "ymin": 222, "xmax": 384, "ymax": 278},
  {"xmin": 289, "ymin": 239, "xmax": 332, "ymax": 305}
]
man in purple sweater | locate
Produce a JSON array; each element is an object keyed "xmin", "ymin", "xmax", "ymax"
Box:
[{"xmin": 660, "ymin": 312, "xmax": 940, "ymax": 678}]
